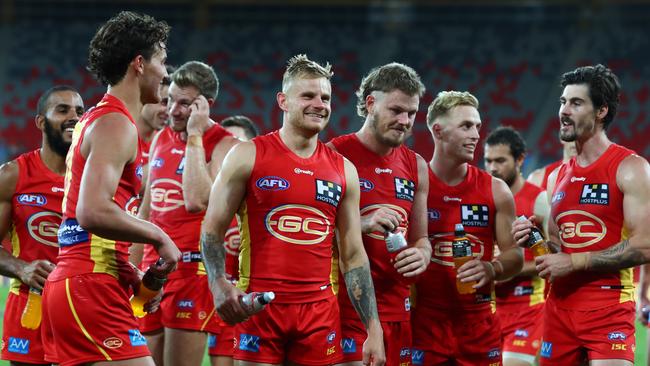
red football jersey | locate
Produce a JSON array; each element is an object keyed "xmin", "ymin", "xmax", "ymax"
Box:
[
  {"xmin": 540, "ymin": 160, "xmax": 562, "ymax": 190},
  {"xmin": 495, "ymin": 181, "xmax": 546, "ymax": 312},
  {"xmin": 224, "ymin": 218, "xmax": 240, "ymax": 281},
  {"xmin": 415, "ymin": 165, "xmax": 496, "ymax": 313},
  {"xmin": 238, "ymin": 131, "xmax": 345, "ymax": 304},
  {"xmin": 550, "ymin": 143, "xmax": 635, "ymax": 310},
  {"xmin": 330, "ymin": 134, "xmax": 418, "ymax": 322},
  {"xmin": 144, "ymin": 124, "xmax": 232, "ymax": 279},
  {"xmin": 52, "ymin": 94, "xmax": 144, "ymax": 282},
  {"xmin": 8, "ymin": 150, "xmax": 63, "ymax": 294}
]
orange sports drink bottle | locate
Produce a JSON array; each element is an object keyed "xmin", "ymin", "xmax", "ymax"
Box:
[
  {"xmin": 131, "ymin": 258, "xmax": 167, "ymax": 318},
  {"xmin": 517, "ymin": 216, "xmax": 550, "ymax": 257},
  {"xmin": 21, "ymin": 287, "xmax": 42, "ymax": 329},
  {"xmin": 452, "ymin": 223, "xmax": 476, "ymax": 294}
]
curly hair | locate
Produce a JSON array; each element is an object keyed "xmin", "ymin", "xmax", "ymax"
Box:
[
  {"xmin": 88, "ymin": 11, "xmax": 170, "ymax": 86},
  {"xmin": 485, "ymin": 126, "xmax": 527, "ymax": 160},
  {"xmin": 356, "ymin": 63, "xmax": 425, "ymax": 118}
]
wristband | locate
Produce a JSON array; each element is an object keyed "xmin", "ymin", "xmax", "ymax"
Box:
[
  {"xmin": 570, "ymin": 252, "xmax": 591, "ymax": 271},
  {"xmin": 187, "ymin": 134, "xmax": 203, "ymax": 147}
]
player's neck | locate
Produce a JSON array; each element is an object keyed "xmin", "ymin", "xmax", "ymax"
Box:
[
  {"xmin": 355, "ymin": 128, "xmax": 393, "ymax": 157},
  {"xmin": 107, "ymin": 80, "xmax": 144, "ymax": 125},
  {"xmin": 429, "ymin": 152, "xmax": 469, "ymax": 186},
  {"xmin": 278, "ymin": 125, "xmax": 318, "ymax": 158},
  {"xmin": 39, "ymin": 146, "xmax": 66, "ymax": 176},
  {"xmin": 509, "ymin": 175, "xmax": 525, "ymax": 195},
  {"xmin": 574, "ymin": 130, "xmax": 611, "ymax": 167}
]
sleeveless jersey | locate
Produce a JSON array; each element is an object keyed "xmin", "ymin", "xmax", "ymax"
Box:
[
  {"xmin": 145, "ymin": 124, "xmax": 232, "ymax": 279},
  {"xmin": 495, "ymin": 181, "xmax": 546, "ymax": 312},
  {"xmin": 238, "ymin": 131, "xmax": 345, "ymax": 304},
  {"xmin": 224, "ymin": 217, "xmax": 241, "ymax": 281},
  {"xmin": 550, "ymin": 143, "xmax": 635, "ymax": 310},
  {"xmin": 52, "ymin": 94, "xmax": 144, "ymax": 281},
  {"xmin": 330, "ymin": 133, "xmax": 419, "ymax": 322},
  {"xmin": 416, "ymin": 165, "xmax": 497, "ymax": 312},
  {"xmin": 9, "ymin": 150, "xmax": 63, "ymax": 295},
  {"xmin": 541, "ymin": 160, "xmax": 562, "ymax": 190}
]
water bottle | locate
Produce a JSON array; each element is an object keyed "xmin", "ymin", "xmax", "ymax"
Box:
[
  {"xmin": 131, "ymin": 258, "xmax": 167, "ymax": 318},
  {"xmin": 385, "ymin": 230, "xmax": 408, "ymax": 253},
  {"xmin": 517, "ymin": 216, "xmax": 550, "ymax": 257},
  {"xmin": 21, "ymin": 287, "xmax": 42, "ymax": 329},
  {"xmin": 452, "ymin": 223, "xmax": 476, "ymax": 294},
  {"xmin": 240, "ymin": 291, "xmax": 275, "ymax": 315}
]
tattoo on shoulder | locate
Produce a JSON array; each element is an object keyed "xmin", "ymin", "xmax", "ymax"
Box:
[
  {"xmin": 200, "ymin": 232, "xmax": 225, "ymax": 283},
  {"xmin": 590, "ymin": 239, "xmax": 645, "ymax": 271},
  {"xmin": 343, "ymin": 264, "xmax": 379, "ymax": 329}
]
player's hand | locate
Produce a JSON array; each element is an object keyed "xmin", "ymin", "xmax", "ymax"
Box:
[
  {"xmin": 362, "ymin": 321, "xmax": 385, "ymax": 366},
  {"xmin": 511, "ymin": 215, "xmax": 536, "ymax": 247},
  {"xmin": 457, "ymin": 259, "xmax": 495, "ymax": 289},
  {"xmin": 155, "ymin": 234, "xmax": 181, "ymax": 275},
  {"xmin": 19, "ymin": 259, "xmax": 55, "ymax": 291},
  {"xmin": 394, "ymin": 247, "xmax": 430, "ymax": 277},
  {"xmin": 535, "ymin": 253, "xmax": 573, "ymax": 281},
  {"xmin": 186, "ymin": 95, "xmax": 211, "ymax": 136},
  {"xmin": 144, "ymin": 290, "xmax": 163, "ymax": 314},
  {"xmin": 361, "ymin": 207, "xmax": 403, "ymax": 235},
  {"xmin": 213, "ymin": 278, "xmax": 249, "ymax": 325}
]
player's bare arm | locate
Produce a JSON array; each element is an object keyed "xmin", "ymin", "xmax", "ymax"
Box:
[
  {"xmin": 337, "ymin": 159, "xmax": 386, "ymax": 366},
  {"xmin": 0, "ymin": 161, "xmax": 55, "ymax": 290},
  {"xmin": 458, "ymin": 177, "xmax": 522, "ymax": 287},
  {"xmin": 394, "ymin": 154, "xmax": 431, "ymax": 277},
  {"xmin": 526, "ymin": 167, "xmax": 545, "ymax": 187},
  {"xmin": 201, "ymin": 141, "xmax": 254, "ymax": 325},
  {"xmin": 76, "ymin": 112, "xmax": 180, "ymax": 269}
]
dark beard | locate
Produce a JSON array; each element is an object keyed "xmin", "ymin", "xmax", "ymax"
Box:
[{"xmin": 43, "ymin": 117, "xmax": 71, "ymax": 158}]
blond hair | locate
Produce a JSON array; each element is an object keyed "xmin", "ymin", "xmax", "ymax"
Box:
[
  {"xmin": 426, "ymin": 91, "xmax": 479, "ymax": 130},
  {"xmin": 282, "ymin": 54, "xmax": 333, "ymax": 92}
]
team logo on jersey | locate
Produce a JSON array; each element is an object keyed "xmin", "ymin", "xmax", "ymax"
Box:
[
  {"xmin": 360, "ymin": 204, "xmax": 408, "ymax": 240},
  {"xmin": 176, "ymin": 156, "xmax": 186, "ymax": 175},
  {"xmin": 316, "ymin": 179, "xmax": 342, "ymax": 207},
  {"xmin": 359, "ymin": 178, "xmax": 374, "ymax": 192},
  {"xmin": 150, "ymin": 178, "xmax": 184, "ymax": 212},
  {"xmin": 265, "ymin": 204, "xmax": 331, "ymax": 245},
  {"xmin": 17, "ymin": 194, "xmax": 47, "ymax": 206},
  {"xmin": 7, "ymin": 337, "xmax": 29, "ymax": 354},
  {"xmin": 151, "ymin": 157, "xmax": 164, "ymax": 169},
  {"xmin": 556, "ymin": 210, "xmax": 606, "ymax": 248},
  {"xmin": 580, "ymin": 183, "xmax": 609, "ymax": 205},
  {"xmin": 256, "ymin": 176, "xmax": 290, "ymax": 191},
  {"xmin": 394, "ymin": 177, "xmax": 415, "ymax": 202},
  {"xmin": 428, "ymin": 209, "xmax": 440, "ymax": 221},
  {"xmin": 125, "ymin": 196, "xmax": 140, "ymax": 216},
  {"xmin": 103, "ymin": 337, "xmax": 123, "ymax": 349},
  {"xmin": 460, "ymin": 204, "xmax": 489, "ymax": 227},
  {"xmin": 430, "ymin": 232, "xmax": 484, "ymax": 267},
  {"xmin": 224, "ymin": 227, "xmax": 241, "ymax": 255},
  {"xmin": 27, "ymin": 211, "xmax": 61, "ymax": 247},
  {"xmin": 239, "ymin": 334, "xmax": 260, "ymax": 352}
]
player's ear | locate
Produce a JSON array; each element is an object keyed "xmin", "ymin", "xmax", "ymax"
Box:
[
  {"xmin": 277, "ymin": 92, "xmax": 288, "ymax": 112},
  {"xmin": 35, "ymin": 115, "xmax": 46, "ymax": 131}
]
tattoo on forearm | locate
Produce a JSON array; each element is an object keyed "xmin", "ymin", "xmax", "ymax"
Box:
[
  {"xmin": 589, "ymin": 239, "xmax": 646, "ymax": 271},
  {"xmin": 547, "ymin": 241, "xmax": 561, "ymax": 254},
  {"xmin": 201, "ymin": 232, "xmax": 226, "ymax": 285},
  {"xmin": 344, "ymin": 264, "xmax": 379, "ymax": 329}
]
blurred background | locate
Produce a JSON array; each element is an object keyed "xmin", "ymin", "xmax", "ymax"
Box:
[{"xmin": 0, "ymin": 0, "xmax": 648, "ymax": 174}]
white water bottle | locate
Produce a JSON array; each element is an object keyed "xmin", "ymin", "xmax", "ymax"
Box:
[{"xmin": 240, "ymin": 291, "xmax": 275, "ymax": 315}]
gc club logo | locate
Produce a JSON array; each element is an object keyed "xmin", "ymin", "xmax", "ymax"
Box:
[
  {"xmin": 556, "ymin": 210, "xmax": 607, "ymax": 248},
  {"xmin": 27, "ymin": 211, "xmax": 61, "ymax": 247},
  {"xmin": 265, "ymin": 204, "xmax": 330, "ymax": 245},
  {"xmin": 150, "ymin": 178, "xmax": 184, "ymax": 212}
]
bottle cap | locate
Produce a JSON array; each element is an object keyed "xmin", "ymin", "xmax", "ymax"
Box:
[
  {"xmin": 262, "ymin": 292, "xmax": 275, "ymax": 304},
  {"xmin": 454, "ymin": 223, "xmax": 465, "ymax": 236}
]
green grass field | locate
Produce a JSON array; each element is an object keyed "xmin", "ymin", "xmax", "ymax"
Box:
[{"xmin": 0, "ymin": 284, "xmax": 646, "ymax": 366}]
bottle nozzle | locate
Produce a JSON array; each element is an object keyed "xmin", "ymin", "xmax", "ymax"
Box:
[
  {"xmin": 261, "ymin": 292, "xmax": 275, "ymax": 305},
  {"xmin": 454, "ymin": 223, "xmax": 465, "ymax": 236}
]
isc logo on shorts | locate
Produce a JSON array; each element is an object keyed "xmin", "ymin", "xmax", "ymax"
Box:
[
  {"xmin": 239, "ymin": 334, "xmax": 260, "ymax": 352},
  {"xmin": 128, "ymin": 329, "xmax": 147, "ymax": 347},
  {"xmin": 341, "ymin": 338, "xmax": 356, "ymax": 354},
  {"xmin": 411, "ymin": 348, "xmax": 424, "ymax": 365},
  {"xmin": 540, "ymin": 341, "xmax": 552, "ymax": 358},
  {"xmin": 7, "ymin": 337, "xmax": 29, "ymax": 354}
]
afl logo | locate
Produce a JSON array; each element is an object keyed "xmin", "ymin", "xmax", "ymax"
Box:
[
  {"xmin": 428, "ymin": 209, "xmax": 440, "ymax": 221},
  {"xmin": 256, "ymin": 176, "xmax": 289, "ymax": 191},
  {"xmin": 430, "ymin": 232, "xmax": 484, "ymax": 267},
  {"xmin": 359, "ymin": 179, "xmax": 374, "ymax": 192},
  {"xmin": 27, "ymin": 211, "xmax": 61, "ymax": 247},
  {"xmin": 265, "ymin": 204, "xmax": 330, "ymax": 245},
  {"xmin": 556, "ymin": 210, "xmax": 606, "ymax": 248},
  {"xmin": 17, "ymin": 194, "xmax": 47, "ymax": 206},
  {"xmin": 224, "ymin": 227, "xmax": 241, "ymax": 255},
  {"xmin": 359, "ymin": 204, "xmax": 408, "ymax": 240},
  {"xmin": 151, "ymin": 178, "xmax": 184, "ymax": 212}
]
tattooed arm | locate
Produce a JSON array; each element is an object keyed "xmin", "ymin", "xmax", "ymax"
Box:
[
  {"xmin": 200, "ymin": 142, "xmax": 254, "ymax": 324},
  {"xmin": 535, "ymin": 154, "xmax": 650, "ymax": 280},
  {"xmin": 337, "ymin": 159, "xmax": 385, "ymax": 366}
]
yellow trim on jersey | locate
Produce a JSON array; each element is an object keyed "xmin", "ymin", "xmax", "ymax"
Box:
[
  {"xmin": 65, "ymin": 278, "xmax": 112, "ymax": 361},
  {"xmin": 529, "ymin": 276, "xmax": 546, "ymax": 306},
  {"xmin": 330, "ymin": 238, "xmax": 339, "ymax": 295},
  {"xmin": 200, "ymin": 307, "xmax": 216, "ymax": 332},
  {"xmin": 89, "ymin": 235, "xmax": 119, "ymax": 278},
  {"xmin": 619, "ymin": 226, "xmax": 634, "ymax": 304},
  {"xmin": 10, "ymin": 228, "xmax": 21, "ymax": 295},
  {"xmin": 236, "ymin": 203, "xmax": 251, "ymax": 292}
]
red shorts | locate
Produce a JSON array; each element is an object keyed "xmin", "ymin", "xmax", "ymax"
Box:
[
  {"xmin": 498, "ymin": 303, "xmax": 544, "ymax": 363},
  {"xmin": 208, "ymin": 324, "xmax": 236, "ymax": 357},
  {"xmin": 137, "ymin": 306, "xmax": 163, "ymax": 334},
  {"xmin": 160, "ymin": 275, "xmax": 219, "ymax": 333},
  {"xmin": 1, "ymin": 290, "xmax": 48, "ymax": 363},
  {"xmin": 41, "ymin": 273, "xmax": 150, "ymax": 365},
  {"xmin": 340, "ymin": 317, "xmax": 412, "ymax": 366},
  {"xmin": 234, "ymin": 296, "xmax": 342, "ymax": 365},
  {"xmin": 539, "ymin": 299, "xmax": 635, "ymax": 365},
  {"xmin": 411, "ymin": 307, "xmax": 502, "ymax": 366}
]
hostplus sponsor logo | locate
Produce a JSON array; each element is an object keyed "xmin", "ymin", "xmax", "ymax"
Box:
[
  {"xmin": 580, "ymin": 183, "xmax": 609, "ymax": 205},
  {"xmin": 461, "ymin": 204, "xmax": 489, "ymax": 227},
  {"xmin": 394, "ymin": 177, "xmax": 415, "ymax": 202},
  {"xmin": 316, "ymin": 179, "xmax": 342, "ymax": 207}
]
